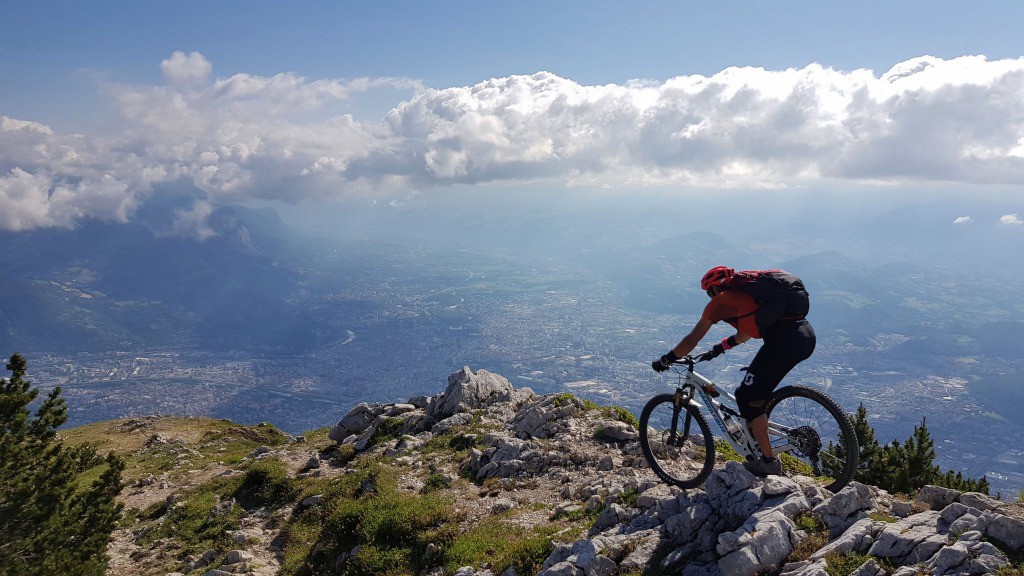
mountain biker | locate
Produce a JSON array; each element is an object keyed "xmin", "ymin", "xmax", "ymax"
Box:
[{"xmin": 651, "ymin": 266, "xmax": 815, "ymax": 477}]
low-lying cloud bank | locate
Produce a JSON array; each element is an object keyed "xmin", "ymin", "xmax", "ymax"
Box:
[{"xmin": 2, "ymin": 52, "xmax": 1024, "ymax": 231}]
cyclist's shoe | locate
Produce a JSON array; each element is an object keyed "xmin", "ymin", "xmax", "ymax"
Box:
[{"xmin": 743, "ymin": 456, "xmax": 784, "ymax": 477}]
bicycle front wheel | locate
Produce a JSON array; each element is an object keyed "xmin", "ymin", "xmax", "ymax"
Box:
[
  {"xmin": 765, "ymin": 385, "xmax": 858, "ymax": 492},
  {"xmin": 639, "ymin": 393, "xmax": 715, "ymax": 489}
]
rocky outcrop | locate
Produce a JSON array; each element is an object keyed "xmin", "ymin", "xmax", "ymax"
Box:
[
  {"xmin": 430, "ymin": 366, "xmax": 526, "ymax": 419},
  {"xmin": 323, "ymin": 366, "xmax": 1024, "ymax": 576}
]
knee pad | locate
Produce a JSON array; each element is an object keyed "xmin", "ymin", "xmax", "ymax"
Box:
[
  {"xmin": 735, "ymin": 372, "xmax": 768, "ymax": 420},
  {"xmin": 738, "ymin": 398, "xmax": 767, "ymax": 420}
]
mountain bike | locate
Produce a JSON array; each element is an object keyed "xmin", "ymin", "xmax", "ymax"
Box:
[{"xmin": 639, "ymin": 355, "xmax": 858, "ymax": 492}]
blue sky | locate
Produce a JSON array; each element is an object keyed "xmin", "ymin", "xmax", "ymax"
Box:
[
  {"xmin": 6, "ymin": 2, "xmax": 1024, "ymax": 106},
  {"xmin": 2, "ymin": 1, "xmax": 1024, "ymax": 232}
]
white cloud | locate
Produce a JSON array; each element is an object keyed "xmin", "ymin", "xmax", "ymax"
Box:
[
  {"xmin": 161, "ymin": 51, "xmax": 212, "ymax": 85},
  {"xmin": 1000, "ymin": 213, "xmax": 1022, "ymax": 225},
  {"xmin": 4, "ymin": 53, "xmax": 1024, "ymax": 231},
  {"xmin": 953, "ymin": 216, "xmax": 972, "ymax": 224},
  {"xmin": 170, "ymin": 198, "xmax": 216, "ymax": 239}
]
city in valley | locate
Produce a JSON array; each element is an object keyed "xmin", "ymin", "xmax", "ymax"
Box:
[{"xmin": 27, "ymin": 259, "xmax": 1024, "ymax": 498}]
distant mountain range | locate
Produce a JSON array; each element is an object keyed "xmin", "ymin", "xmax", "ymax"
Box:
[{"xmin": 0, "ymin": 197, "xmax": 337, "ymax": 355}]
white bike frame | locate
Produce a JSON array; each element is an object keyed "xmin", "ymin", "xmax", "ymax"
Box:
[{"xmin": 676, "ymin": 366, "xmax": 800, "ymax": 461}]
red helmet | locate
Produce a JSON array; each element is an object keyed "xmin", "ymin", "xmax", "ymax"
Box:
[{"xmin": 700, "ymin": 266, "xmax": 734, "ymax": 291}]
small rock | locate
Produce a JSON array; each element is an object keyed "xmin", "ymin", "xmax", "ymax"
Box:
[{"xmin": 225, "ymin": 549, "xmax": 254, "ymax": 564}]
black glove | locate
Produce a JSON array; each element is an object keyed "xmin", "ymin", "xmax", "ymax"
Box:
[
  {"xmin": 696, "ymin": 343, "xmax": 725, "ymax": 363},
  {"xmin": 652, "ymin": 351, "xmax": 680, "ymax": 372}
]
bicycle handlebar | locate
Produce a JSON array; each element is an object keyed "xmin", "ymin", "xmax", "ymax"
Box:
[
  {"xmin": 671, "ymin": 346, "xmax": 720, "ymax": 368},
  {"xmin": 672, "ymin": 356, "xmax": 698, "ymax": 369}
]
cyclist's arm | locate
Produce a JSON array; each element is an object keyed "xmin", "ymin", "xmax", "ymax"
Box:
[{"xmin": 670, "ymin": 318, "xmax": 714, "ymax": 358}]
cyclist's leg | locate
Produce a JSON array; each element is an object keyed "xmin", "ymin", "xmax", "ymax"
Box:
[{"xmin": 736, "ymin": 321, "xmax": 816, "ymax": 457}]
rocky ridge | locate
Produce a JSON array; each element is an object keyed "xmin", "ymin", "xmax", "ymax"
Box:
[{"xmin": 103, "ymin": 366, "xmax": 1024, "ymax": 576}]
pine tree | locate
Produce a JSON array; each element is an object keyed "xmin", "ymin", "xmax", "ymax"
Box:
[
  {"xmin": 0, "ymin": 353, "xmax": 124, "ymax": 576},
  {"xmin": 849, "ymin": 404, "xmax": 884, "ymax": 485},
  {"xmin": 896, "ymin": 417, "xmax": 940, "ymax": 494},
  {"xmin": 852, "ymin": 408, "xmax": 989, "ymax": 496}
]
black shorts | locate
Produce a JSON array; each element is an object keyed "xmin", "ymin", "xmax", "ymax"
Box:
[{"xmin": 735, "ymin": 319, "xmax": 816, "ymax": 419}]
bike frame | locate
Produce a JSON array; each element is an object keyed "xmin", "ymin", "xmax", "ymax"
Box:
[{"xmin": 673, "ymin": 363, "xmax": 802, "ymax": 462}]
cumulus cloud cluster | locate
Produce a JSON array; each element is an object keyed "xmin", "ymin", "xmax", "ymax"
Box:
[{"xmin": 3, "ymin": 51, "xmax": 1024, "ymax": 231}]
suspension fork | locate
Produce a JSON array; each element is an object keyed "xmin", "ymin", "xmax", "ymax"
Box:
[{"xmin": 670, "ymin": 384, "xmax": 695, "ymax": 444}]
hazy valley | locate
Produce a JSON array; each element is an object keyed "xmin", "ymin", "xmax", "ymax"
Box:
[{"xmin": 3, "ymin": 188, "xmax": 1023, "ymax": 496}]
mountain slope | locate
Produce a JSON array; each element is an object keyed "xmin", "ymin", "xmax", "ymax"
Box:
[
  {"xmin": 0, "ymin": 204, "xmax": 337, "ymax": 354},
  {"xmin": 65, "ymin": 368, "xmax": 1024, "ymax": 576}
]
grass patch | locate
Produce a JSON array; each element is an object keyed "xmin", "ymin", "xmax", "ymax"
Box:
[
  {"xmin": 787, "ymin": 513, "xmax": 828, "ymax": 563},
  {"xmin": 280, "ymin": 462, "xmax": 458, "ymax": 576},
  {"xmin": 441, "ymin": 517, "xmax": 563, "ymax": 575},
  {"xmin": 235, "ymin": 459, "xmax": 299, "ymax": 508},
  {"xmin": 298, "ymin": 425, "xmax": 333, "ymax": 446},
  {"xmin": 422, "ymin": 473, "xmax": 450, "ymax": 494},
  {"xmin": 607, "ymin": 406, "xmax": 639, "ymax": 429},
  {"xmin": 62, "ymin": 417, "xmax": 291, "ymax": 483},
  {"xmin": 778, "ymin": 452, "xmax": 816, "ymax": 477},
  {"xmin": 578, "ymin": 396, "xmax": 639, "ymax": 430},
  {"xmin": 422, "ymin": 428, "xmax": 486, "ymax": 456},
  {"xmin": 137, "ymin": 475, "xmax": 244, "ymax": 556},
  {"xmin": 868, "ymin": 513, "xmax": 899, "ymax": 523},
  {"xmin": 552, "ymin": 505, "xmax": 601, "ymax": 525},
  {"xmin": 368, "ymin": 417, "xmax": 406, "ymax": 449},
  {"xmin": 134, "ymin": 457, "xmax": 300, "ymax": 560},
  {"xmin": 824, "ymin": 551, "xmax": 874, "ymax": 576},
  {"xmin": 715, "ymin": 438, "xmax": 745, "ymax": 463}
]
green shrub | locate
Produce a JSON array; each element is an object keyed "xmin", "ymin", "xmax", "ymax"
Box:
[
  {"xmin": 422, "ymin": 473, "xmax": 449, "ymax": 493},
  {"xmin": 620, "ymin": 489, "xmax": 640, "ymax": 508},
  {"xmin": 788, "ymin": 530, "xmax": 829, "ymax": 563},
  {"xmin": 236, "ymin": 459, "xmax": 298, "ymax": 507},
  {"xmin": 369, "ymin": 417, "xmax": 405, "ymax": 448},
  {"xmin": 553, "ymin": 393, "xmax": 577, "ymax": 407},
  {"xmin": 793, "ymin": 512, "xmax": 825, "ymax": 534}
]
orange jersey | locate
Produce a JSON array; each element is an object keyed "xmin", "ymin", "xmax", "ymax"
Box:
[{"xmin": 701, "ymin": 290, "xmax": 761, "ymax": 339}]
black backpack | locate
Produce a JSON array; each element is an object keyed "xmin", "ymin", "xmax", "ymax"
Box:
[{"xmin": 725, "ymin": 269, "xmax": 809, "ymax": 334}]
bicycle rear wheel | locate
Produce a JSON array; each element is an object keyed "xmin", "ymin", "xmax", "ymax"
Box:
[
  {"xmin": 765, "ymin": 385, "xmax": 858, "ymax": 492},
  {"xmin": 639, "ymin": 393, "xmax": 715, "ymax": 489}
]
